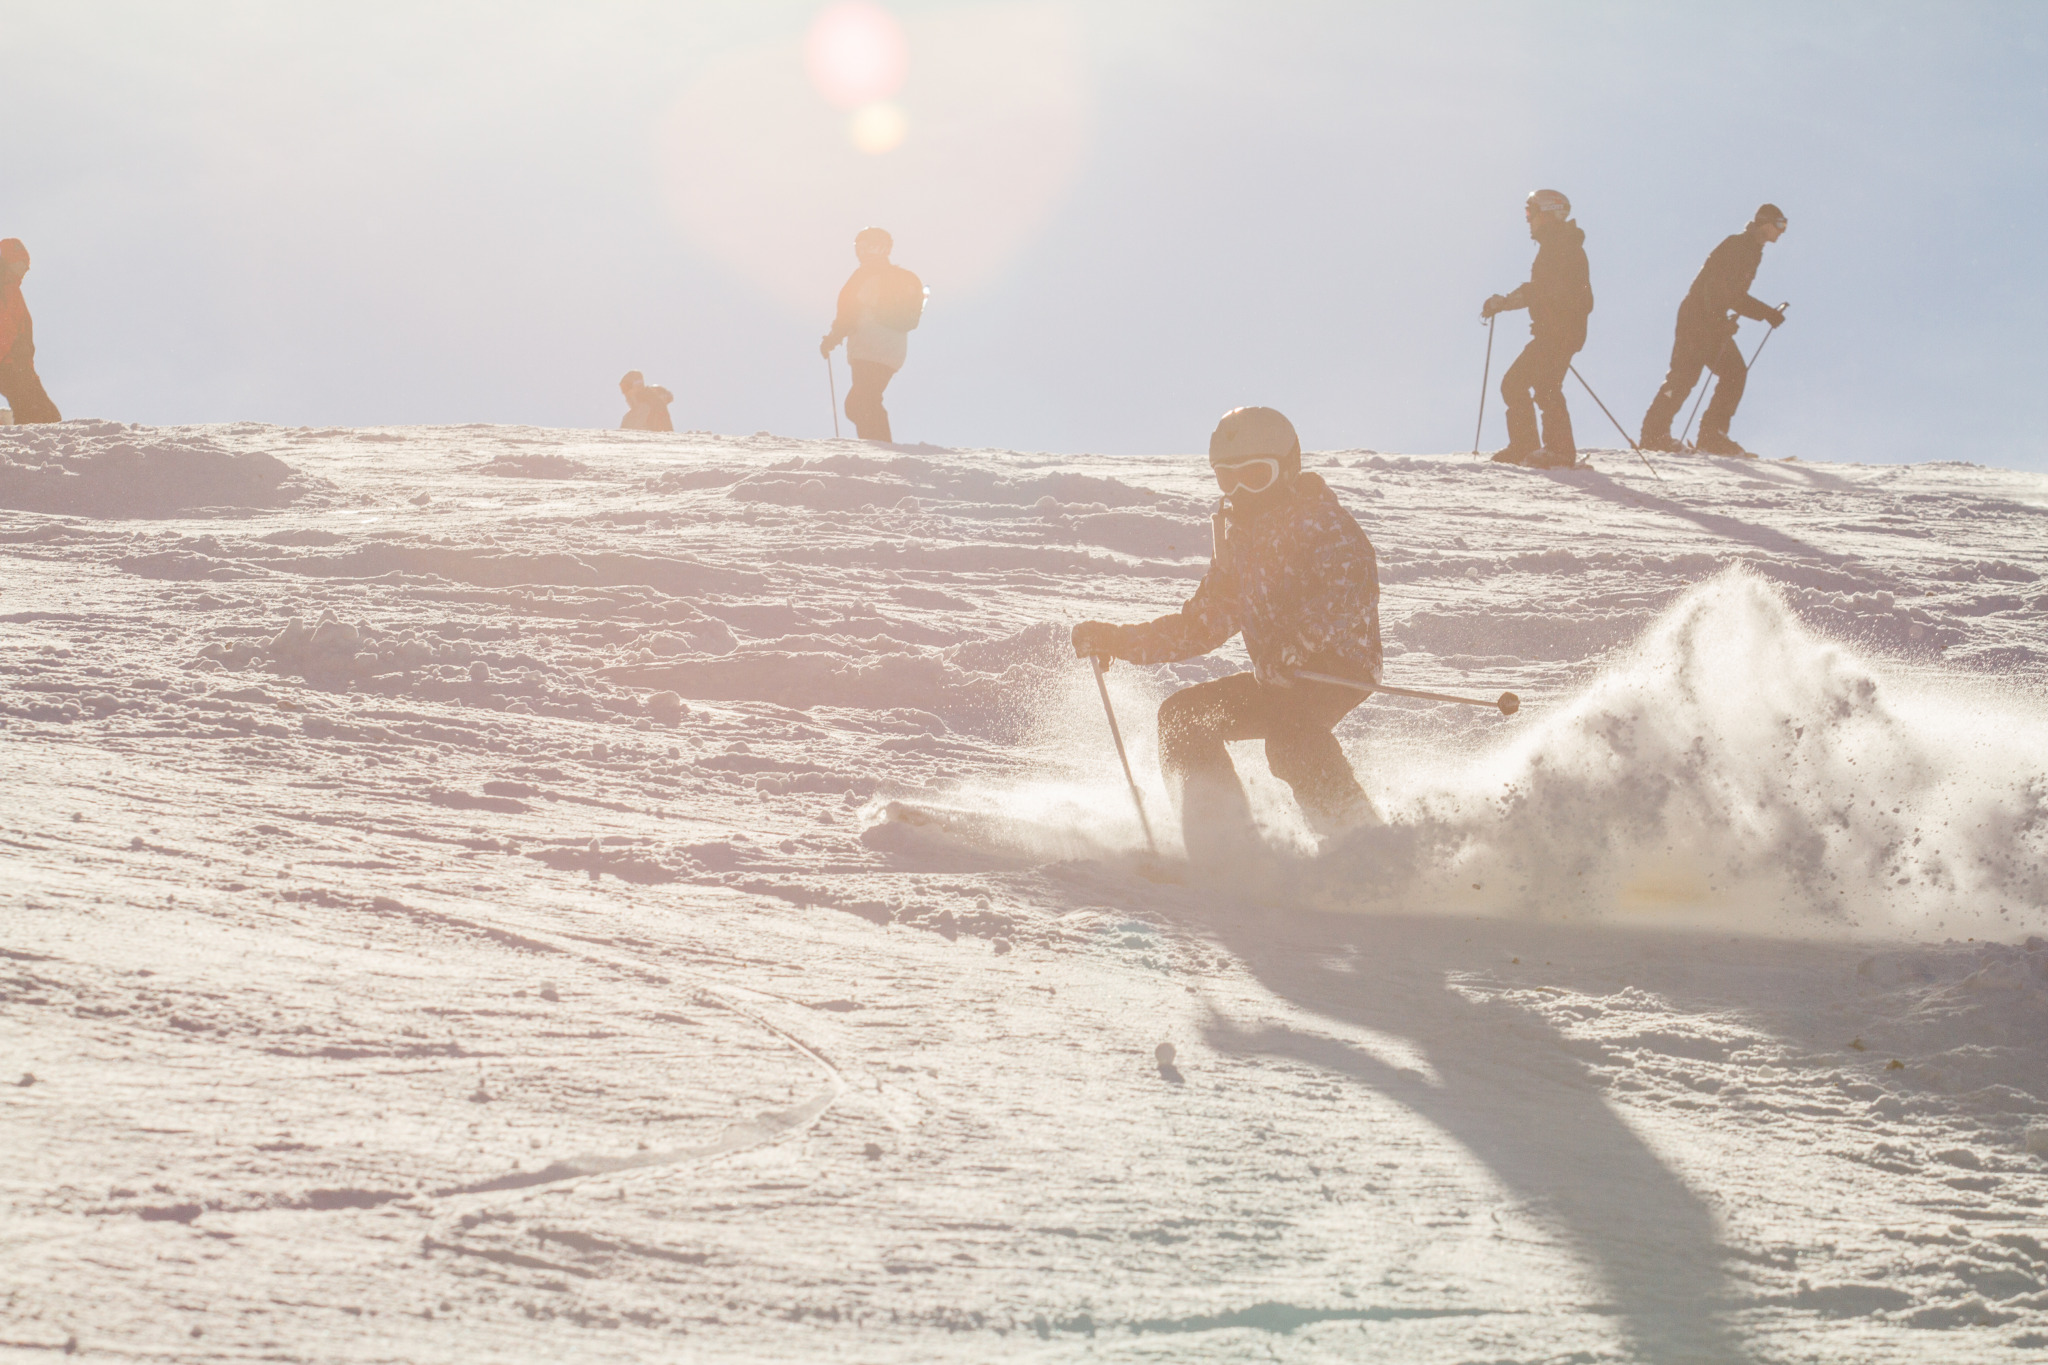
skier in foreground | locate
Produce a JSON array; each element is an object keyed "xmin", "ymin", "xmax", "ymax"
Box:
[
  {"xmin": 1637, "ymin": 204, "xmax": 1788, "ymax": 456},
  {"xmin": 820, "ymin": 227, "xmax": 924, "ymax": 443},
  {"xmin": 1072, "ymin": 406, "xmax": 1382, "ymax": 866},
  {"xmin": 1482, "ymin": 189, "xmax": 1593, "ymax": 468}
]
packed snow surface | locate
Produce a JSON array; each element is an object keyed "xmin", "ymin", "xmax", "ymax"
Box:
[{"xmin": 4, "ymin": 420, "xmax": 2048, "ymax": 1363}]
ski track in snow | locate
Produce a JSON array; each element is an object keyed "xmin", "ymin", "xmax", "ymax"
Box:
[{"xmin": 2, "ymin": 420, "xmax": 2048, "ymax": 1362}]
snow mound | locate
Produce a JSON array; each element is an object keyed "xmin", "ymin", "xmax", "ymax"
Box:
[
  {"xmin": 0, "ymin": 425, "xmax": 318, "ymax": 516},
  {"xmin": 1332, "ymin": 568, "xmax": 2048, "ymax": 936}
]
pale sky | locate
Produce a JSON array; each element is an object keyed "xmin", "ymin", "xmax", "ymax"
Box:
[{"xmin": 6, "ymin": 1, "xmax": 2045, "ymax": 468}]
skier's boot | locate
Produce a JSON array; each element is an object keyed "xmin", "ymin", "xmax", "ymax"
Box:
[
  {"xmin": 1695, "ymin": 429, "xmax": 1754, "ymax": 458},
  {"xmin": 1638, "ymin": 427, "xmax": 1683, "ymax": 453},
  {"xmin": 1493, "ymin": 399, "xmax": 1542, "ymax": 466},
  {"xmin": 1305, "ymin": 789, "xmax": 1382, "ymax": 851},
  {"xmin": 1527, "ymin": 446, "xmax": 1578, "ymax": 469},
  {"xmin": 1173, "ymin": 770, "xmax": 1266, "ymax": 875}
]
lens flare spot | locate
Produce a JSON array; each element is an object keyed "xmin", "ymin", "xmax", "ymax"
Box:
[
  {"xmin": 805, "ymin": 1, "xmax": 908, "ymax": 111},
  {"xmin": 848, "ymin": 101, "xmax": 908, "ymax": 155}
]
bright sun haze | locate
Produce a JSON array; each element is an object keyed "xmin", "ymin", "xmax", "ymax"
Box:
[{"xmin": 4, "ymin": 1, "xmax": 2044, "ymax": 469}]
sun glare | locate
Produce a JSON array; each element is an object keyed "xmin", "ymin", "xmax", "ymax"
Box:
[
  {"xmin": 663, "ymin": 2, "xmax": 1089, "ymax": 309},
  {"xmin": 804, "ymin": 1, "xmax": 908, "ymax": 110},
  {"xmin": 849, "ymin": 100, "xmax": 908, "ymax": 155}
]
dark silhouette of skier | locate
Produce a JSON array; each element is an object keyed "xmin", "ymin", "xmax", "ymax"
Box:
[
  {"xmin": 1482, "ymin": 190, "xmax": 1593, "ymax": 469},
  {"xmin": 820, "ymin": 228, "xmax": 922, "ymax": 443},
  {"xmin": 1639, "ymin": 204, "xmax": 1788, "ymax": 457},
  {"xmin": 618, "ymin": 371, "xmax": 674, "ymax": 431},
  {"xmin": 0, "ymin": 239, "xmax": 61, "ymax": 425},
  {"xmin": 1072, "ymin": 407, "xmax": 1382, "ymax": 865}
]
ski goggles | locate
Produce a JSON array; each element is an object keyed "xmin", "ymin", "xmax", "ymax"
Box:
[{"xmin": 1212, "ymin": 457, "xmax": 1282, "ymax": 494}]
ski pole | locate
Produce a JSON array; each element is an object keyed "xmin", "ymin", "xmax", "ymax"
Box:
[
  {"xmin": 1295, "ymin": 670, "xmax": 1520, "ymax": 716},
  {"xmin": 825, "ymin": 353, "xmax": 841, "ymax": 438},
  {"xmin": 1680, "ymin": 303, "xmax": 1787, "ymax": 447},
  {"xmin": 1472, "ymin": 314, "xmax": 1496, "ymax": 454},
  {"xmin": 1567, "ymin": 364, "xmax": 1665, "ymax": 486},
  {"xmin": 1089, "ymin": 656, "xmax": 1158, "ymax": 855},
  {"xmin": 1677, "ymin": 368, "xmax": 1711, "ymax": 447}
]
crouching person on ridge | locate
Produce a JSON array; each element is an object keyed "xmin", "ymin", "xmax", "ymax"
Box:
[
  {"xmin": 618, "ymin": 370, "xmax": 674, "ymax": 431},
  {"xmin": 1071, "ymin": 407, "xmax": 1382, "ymax": 866}
]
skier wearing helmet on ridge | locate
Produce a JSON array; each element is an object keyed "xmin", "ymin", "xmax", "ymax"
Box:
[
  {"xmin": 1072, "ymin": 407, "xmax": 1382, "ymax": 865},
  {"xmin": 1637, "ymin": 204, "xmax": 1789, "ymax": 458},
  {"xmin": 820, "ymin": 227, "xmax": 924, "ymax": 443},
  {"xmin": 1482, "ymin": 189, "xmax": 1593, "ymax": 468}
]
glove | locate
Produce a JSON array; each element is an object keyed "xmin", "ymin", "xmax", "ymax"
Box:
[
  {"xmin": 819, "ymin": 334, "xmax": 838, "ymax": 358},
  {"xmin": 1480, "ymin": 294, "xmax": 1508, "ymax": 320},
  {"xmin": 1253, "ymin": 655, "xmax": 1293, "ymax": 688},
  {"xmin": 1762, "ymin": 305, "xmax": 1787, "ymax": 328},
  {"xmin": 1252, "ymin": 637, "xmax": 1308, "ymax": 688},
  {"xmin": 1722, "ymin": 314, "xmax": 1741, "ymax": 336},
  {"xmin": 1072, "ymin": 620, "xmax": 1124, "ymax": 663}
]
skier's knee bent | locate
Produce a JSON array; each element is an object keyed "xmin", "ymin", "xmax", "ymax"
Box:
[{"xmin": 1067, "ymin": 405, "xmax": 1382, "ymax": 845}]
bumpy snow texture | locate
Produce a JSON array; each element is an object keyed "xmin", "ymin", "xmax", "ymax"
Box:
[{"xmin": 4, "ymin": 419, "xmax": 2048, "ymax": 1364}]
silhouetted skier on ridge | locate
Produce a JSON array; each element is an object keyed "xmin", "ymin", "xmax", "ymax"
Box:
[
  {"xmin": 1638, "ymin": 204, "xmax": 1789, "ymax": 458},
  {"xmin": 1071, "ymin": 407, "xmax": 1382, "ymax": 867},
  {"xmin": 1482, "ymin": 190, "xmax": 1593, "ymax": 469},
  {"xmin": 820, "ymin": 228, "xmax": 923, "ymax": 443}
]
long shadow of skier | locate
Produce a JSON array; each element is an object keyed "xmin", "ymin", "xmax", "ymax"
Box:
[
  {"xmin": 1564, "ymin": 465, "xmax": 1838, "ymax": 565},
  {"xmin": 1197, "ymin": 906, "xmax": 1750, "ymax": 1365}
]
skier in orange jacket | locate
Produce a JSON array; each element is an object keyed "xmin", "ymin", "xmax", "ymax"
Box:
[{"xmin": 0, "ymin": 239, "xmax": 61, "ymax": 424}]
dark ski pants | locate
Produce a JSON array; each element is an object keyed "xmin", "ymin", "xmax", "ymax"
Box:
[
  {"xmin": 0, "ymin": 357, "xmax": 60, "ymax": 424},
  {"xmin": 1500, "ymin": 334, "xmax": 1579, "ymax": 458},
  {"xmin": 845, "ymin": 360, "xmax": 894, "ymax": 442},
  {"xmin": 1642, "ymin": 317, "xmax": 1744, "ymax": 442},
  {"xmin": 1157, "ymin": 671, "xmax": 1369, "ymax": 858}
]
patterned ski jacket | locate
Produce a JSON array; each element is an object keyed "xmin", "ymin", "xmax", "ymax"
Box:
[{"xmin": 1108, "ymin": 472, "xmax": 1382, "ymax": 683}]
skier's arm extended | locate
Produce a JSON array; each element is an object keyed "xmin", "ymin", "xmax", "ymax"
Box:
[
  {"xmin": 1699, "ymin": 237, "xmax": 1777, "ymax": 323},
  {"xmin": 1482, "ymin": 282, "xmax": 1531, "ymax": 319},
  {"xmin": 1731, "ymin": 291, "xmax": 1779, "ymax": 325},
  {"xmin": 1073, "ymin": 574, "xmax": 1237, "ymax": 665},
  {"xmin": 820, "ymin": 272, "xmax": 864, "ymax": 354}
]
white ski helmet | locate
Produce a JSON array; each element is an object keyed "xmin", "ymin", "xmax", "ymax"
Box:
[
  {"xmin": 1209, "ymin": 406, "xmax": 1301, "ymax": 476},
  {"xmin": 1526, "ymin": 188, "xmax": 1571, "ymax": 220}
]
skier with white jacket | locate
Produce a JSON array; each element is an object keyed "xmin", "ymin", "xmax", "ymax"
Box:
[{"xmin": 820, "ymin": 227, "xmax": 924, "ymax": 443}]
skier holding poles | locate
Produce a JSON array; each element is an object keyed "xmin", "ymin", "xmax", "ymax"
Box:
[
  {"xmin": 1481, "ymin": 189, "xmax": 1594, "ymax": 469},
  {"xmin": 1071, "ymin": 407, "xmax": 1383, "ymax": 866},
  {"xmin": 1638, "ymin": 204, "xmax": 1789, "ymax": 457},
  {"xmin": 819, "ymin": 227, "xmax": 924, "ymax": 443}
]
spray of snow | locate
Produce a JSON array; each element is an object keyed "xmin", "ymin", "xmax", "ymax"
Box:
[
  {"xmin": 888, "ymin": 568, "xmax": 2048, "ymax": 938},
  {"xmin": 1325, "ymin": 568, "xmax": 2048, "ymax": 936}
]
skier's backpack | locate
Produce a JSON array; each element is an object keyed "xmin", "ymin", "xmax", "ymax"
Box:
[{"xmin": 878, "ymin": 266, "xmax": 926, "ymax": 332}]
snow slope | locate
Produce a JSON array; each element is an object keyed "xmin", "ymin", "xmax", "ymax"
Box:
[{"xmin": 3, "ymin": 420, "xmax": 2047, "ymax": 1363}]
